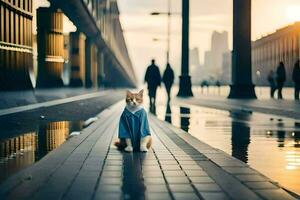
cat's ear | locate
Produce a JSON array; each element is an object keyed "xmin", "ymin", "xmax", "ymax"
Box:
[
  {"xmin": 138, "ymin": 89, "xmax": 144, "ymax": 97},
  {"xmin": 126, "ymin": 90, "xmax": 132, "ymax": 96}
]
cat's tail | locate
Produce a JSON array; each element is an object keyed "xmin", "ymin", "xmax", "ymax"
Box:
[{"xmin": 114, "ymin": 139, "xmax": 127, "ymax": 150}]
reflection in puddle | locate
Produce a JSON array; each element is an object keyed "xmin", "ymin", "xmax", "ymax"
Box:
[
  {"xmin": 156, "ymin": 103, "xmax": 300, "ymax": 195},
  {"xmin": 0, "ymin": 120, "xmax": 83, "ymax": 183}
]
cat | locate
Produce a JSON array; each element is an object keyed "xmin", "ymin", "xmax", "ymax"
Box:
[{"xmin": 115, "ymin": 89, "xmax": 152, "ymax": 152}]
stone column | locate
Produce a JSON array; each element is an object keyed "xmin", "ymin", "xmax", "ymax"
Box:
[
  {"xmin": 177, "ymin": 0, "xmax": 193, "ymax": 97},
  {"xmin": 0, "ymin": 0, "xmax": 33, "ymax": 90},
  {"xmin": 36, "ymin": 8, "xmax": 64, "ymax": 88},
  {"xmin": 228, "ymin": 0, "xmax": 256, "ymax": 99},
  {"xmin": 69, "ymin": 32, "xmax": 86, "ymax": 87}
]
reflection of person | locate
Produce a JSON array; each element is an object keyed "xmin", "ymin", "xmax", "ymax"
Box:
[
  {"xmin": 162, "ymin": 63, "xmax": 174, "ymax": 101},
  {"xmin": 144, "ymin": 59, "xmax": 161, "ymax": 108},
  {"xmin": 292, "ymin": 60, "xmax": 300, "ymax": 100},
  {"xmin": 276, "ymin": 62, "xmax": 286, "ymax": 99},
  {"xmin": 165, "ymin": 103, "xmax": 172, "ymax": 123},
  {"xmin": 267, "ymin": 70, "xmax": 276, "ymax": 98}
]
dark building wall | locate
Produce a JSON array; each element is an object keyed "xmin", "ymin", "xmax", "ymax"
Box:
[
  {"xmin": 0, "ymin": 0, "xmax": 33, "ymax": 90},
  {"xmin": 36, "ymin": 7, "xmax": 64, "ymax": 88}
]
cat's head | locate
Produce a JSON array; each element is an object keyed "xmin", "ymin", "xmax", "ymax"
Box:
[{"xmin": 126, "ymin": 90, "xmax": 144, "ymax": 107}]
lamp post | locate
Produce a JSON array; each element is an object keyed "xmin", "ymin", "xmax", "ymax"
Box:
[
  {"xmin": 150, "ymin": 0, "xmax": 171, "ymax": 63},
  {"xmin": 177, "ymin": 0, "xmax": 193, "ymax": 97},
  {"xmin": 150, "ymin": 0, "xmax": 193, "ymax": 97}
]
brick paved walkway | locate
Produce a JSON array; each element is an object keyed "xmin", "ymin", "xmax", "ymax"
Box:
[{"xmin": 0, "ymin": 102, "xmax": 296, "ymax": 200}]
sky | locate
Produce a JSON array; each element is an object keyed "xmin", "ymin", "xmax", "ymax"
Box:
[
  {"xmin": 117, "ymin": 0, "xmax": 300, "ymax": 83},
  {"xmin": 33, "ymin": 0, "xmax": 300, "ymax": 84}
]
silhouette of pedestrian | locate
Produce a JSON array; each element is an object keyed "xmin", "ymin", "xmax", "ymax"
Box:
[
  {"xmin": 162, "ymin": 63, "xmax": 175, "ymax": 101},
  {"xmin": 144, "ymin": 59, "xmax": 161, "ymax": 109},
  {"xmin": 292, "ymin": 60, "xmax": 300, "ymax": 100},
  {"xmin": 276, "ymin": 62, "xmax": 286, "ymax": 99},
  {"xmin": 267, "ymin": 70, "xmax": 276, "ymax": 98}
]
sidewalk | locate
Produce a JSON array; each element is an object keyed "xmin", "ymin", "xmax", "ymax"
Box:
[
  {"xmin": 0, "ymin": 88, "xmax": 121, "ymax": 116},
  {"xmin": 0, "ymin": 101, "xmax": 296, "ymax": 200},
  {"xmin": 0, "ymin": 88, "xmax": 106, "ymax": 110},
  {"xmin": 175, "ymin": 95, "xmax": 300, "ymax": 120}
]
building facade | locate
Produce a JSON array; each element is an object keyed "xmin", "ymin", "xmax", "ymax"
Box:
[
  {"xmin": 252, "ymin": 22, "xmax": 300, "ymax": 86},
  {"xmin": 0, "ymin": 0, "xmax": 33, "ymax": 90}
]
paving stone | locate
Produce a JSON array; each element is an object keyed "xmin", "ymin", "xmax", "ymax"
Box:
[
  {"xmin": 163, "ymin": 170, "xmax": 186, "ymax": 177},
  {"xmin": 223, "ymin": 167, "xmax": 258, "ymax": 175},
  {"xmin": 185, "ymin": 170, "xmax": 208, "ymax": 177},
  {"xmin": 173, "ymin": 192, "xmax": 199, "ymax": 200},
  {"xmin": 94, "ymin": 192, "xmax": 121, "ymax": 200},
  {"xmin": 159, "ymin": 160, "xmax": 179, "ymax": 165},
  {"xmin": 236, "ymin": 175, "xmax": 267, "ymax": 182},
  {"xmin": 194, "ymin": 183, "xmax": 222, "ymax": 192},
  {"xmin": 200, "ymin": 192, "xmax": 230, "ymax": 200},
  {"xmin": 144, "ymin": 177, "xmax": 166, "ymax": 184},
  {"xmin": 99, "ymin": 177, "xmax": 122, "ymax": 185},
  {"xmin": 145, "ymin": 184, "xmax": 169, "ymax": 192},
  {"xmin": 181, "ymin": 164, "xmax": 203, "ymax": 170},
  {"xmin": 103, "ymin": 165, "xmax": 123, "ymax": 171},
  {"xmin": 102, "ymin": 171, "xmax": 122, "ymax": 177},
  {"xmin": 146, "ymin": 192, "xmax": 172, "ymax": 200},
  {"xmin": 244, "ymin": 181, "xmax": 278, "ymax": 189},
  {"xmin": 97, "ymin": 184, "xmax": 122, "ymax": 192},
  {"xmin": 166, "ymin": 177, "xmax": 190, "ymax": 184},
  {"xmin": 105, "ymin": 160, "xmax": 123, "ymax": 165},
  {"xmin": 161, "ymin": 165, "xmax": 181, "ymax": 171},
  {"xmin": 143, "ymin": 171, "xmax": 164, "ymax": 178},
  {"xmin": 142, "ymin": 167, "xmax": 162, "ymax": 172},
  {"xmin": 169, "ymin": 184, "xmax": 194, "ymax": 192},
  {"xmin": 255, "ymin": 189, "xmax": 295, "ymax": 200},
  {"xmin": 190, "ymin": 176, "xmax": 214, "ymax": 183},
  {"xmin": 177, "ymin": 160, "xmax": 198, "ymax": 165}
]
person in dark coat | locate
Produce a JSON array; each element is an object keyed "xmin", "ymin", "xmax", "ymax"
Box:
[
  {"xmin": 292, "ymin": 60, "xmax": 300, "ymax": 100},
  {"xmin": 276, "ymin": 62, "xmax": 286, "ymax": 99},
  {"xmin": 144, "ymin": 59, "xmax": 161, "ymax": 108},
  {"xmin": 162, "ymin": 63, "xmax": 175, "ymax": 101},
  {"xmin": 267, "ymin": 70, "xmax": 276, "ymax": 98}
]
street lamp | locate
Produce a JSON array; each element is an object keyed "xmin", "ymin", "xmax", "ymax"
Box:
[
  {"xmin": 150, "ymin": 0, "xmax": 172, "ymax": 64},
  {"xmin": 177, "ymin": 0, "xmax": 193, "ymax": 97}
]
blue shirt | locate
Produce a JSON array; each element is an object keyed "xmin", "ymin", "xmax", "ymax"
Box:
[{"xmin": 118, "ymin": 107, "xmax": 151, "ymax": 150}]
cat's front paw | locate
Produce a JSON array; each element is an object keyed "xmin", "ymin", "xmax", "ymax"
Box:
[
  {"xmin": 140, "ymin": 145, "xmax": 148, "ymax": 152},
  {"xmin": 124, "ymin": 146, "xmax": 133, "ymax": 152}
]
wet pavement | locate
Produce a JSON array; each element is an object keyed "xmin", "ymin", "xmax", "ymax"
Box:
[
  {"xmin": 1, "ymin": 102, "xmax": 296, "ymax": 200},
  {"xmin": 0, "ymin": 90, "xmax": 124, "ymax": 184},
  {"xmin": 155, "ymin": 102, "xmax": 300, "ymax": 196},
  {"xmin": 0, "ymin": 120, "xmax": 83, "ymax": 183}
]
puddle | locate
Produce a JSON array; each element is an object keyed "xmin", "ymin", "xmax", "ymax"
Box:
[
  {"xmin": 156, "ymin": 102, "xmax": 300, "ymax": 195},
  {"xmin": 0, "ymin": 120, "xmax": 83, "ymax": 183}
]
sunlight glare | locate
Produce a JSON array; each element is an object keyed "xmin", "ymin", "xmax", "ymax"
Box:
[{"xmin": 286, "ymin": 6, "xmax": 300, "ymax": 23}]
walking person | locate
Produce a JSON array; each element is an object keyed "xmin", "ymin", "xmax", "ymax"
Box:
[
  {"xmin": 293, "ymin": 60, "xmax": 300, "ymax": 100},
  {"xmin": 144, "ymin": 59, "xmax": 161, "ymax": 109},
  {"xmin": 267, "ymin": 70, "xmax": 276, "ymax": 98},
  {"xmin": 276, "ymin": 62, "xmax": 286, "ymax": 99},
  {"xmin": 162, "ymin": 63, "xmax": 175, "ymax": 101}
]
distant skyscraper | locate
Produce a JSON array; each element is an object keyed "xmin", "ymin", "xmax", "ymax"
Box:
[
  {"xmin": 204, "ymin": 31, "xmax": 230, "ymax": 82},
  {"xmin": 190, "ymin": 47, "xmax": 208, "ymax": 84}
]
